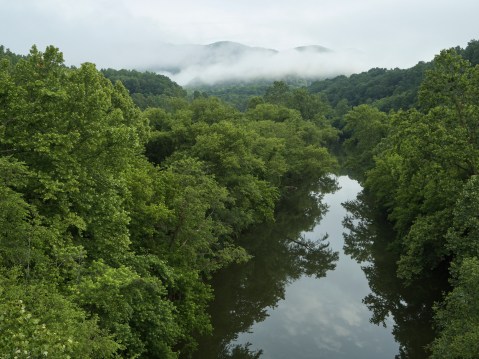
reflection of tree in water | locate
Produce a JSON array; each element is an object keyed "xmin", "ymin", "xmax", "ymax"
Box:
[
  {"xmin": 342, "ymin": 191, "xmax": 449, "ymax": 359},
  {"xmin": 191, "ymin": 178, "xmax": 339, "ymax": 358},
  {"xmin": 218, "ymin": 343, "xmax": 262, "ymax": 359}
]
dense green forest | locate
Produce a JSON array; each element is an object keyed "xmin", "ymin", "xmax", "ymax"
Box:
[
  {"xmin": 309, "ymin": 40, "xmax": 479, "ymax": 114},
  {"xmin": 340, "ymin": 40, "xmax": 479, "ymax": 358},
  {"xmin": 1, "ymin": 39, "xmax": 479, "ymax": 358},
  {"xmin": 0, "ymin": 45, "xmax": 337, "ymax": 358},
  {"xmin": 193, "ymin": 40, "xmax": 479, "ymax": 115},
  {"xmin": 101, "ymin": 68, "xmax": 187, "ymax": 110},
  {"xmin": 185, "ymin": 76, "xmax": 315, "ymax": 112}
]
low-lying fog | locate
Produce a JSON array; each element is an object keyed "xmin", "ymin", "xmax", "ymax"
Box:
[{"xmin": 140, "ymin": 42, "xmax": 369, "ymax": 86}]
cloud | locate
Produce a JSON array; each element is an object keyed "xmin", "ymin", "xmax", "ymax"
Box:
[
  {"xmin": 153, "ymin": 46, "xmax": 368, "ymax": 86},
  {"xmin": 1, "ymin": 0, "xmax": 478, "ymax": 84}
]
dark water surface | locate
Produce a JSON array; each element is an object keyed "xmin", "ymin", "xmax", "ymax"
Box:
[
  {"xmin": 229, "ymin": 176, "xmax": 397, "ymax": 358},
  {"xmin": 193, "ymin": 176, "xmax": 438, "ymax": 359}
]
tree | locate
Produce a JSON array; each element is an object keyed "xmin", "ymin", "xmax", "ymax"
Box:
[
  {"xmin": 0, "ymin": 44, "xmax": 343, "ymax": 357},
  {"xmin": 462, "ymin": 39, "xmax": 479, "ymax": 66},
  {"xmin": 364, "ymin": 49, "xmax": 479, "ymax": 281},
  {"xmin": 341, "ymin": 104, "xmax": 389, "ymax": 180},
  {"xmin": 431, "ymin": 257, "xmax": 479, "ymax": 359},
  {"xmin": 0, "ymin": 270, "xmax": 119, "ymax": 358},
  {"xmin": 0, "ymin": 46, "xmax": 194, "ymax": 357}
]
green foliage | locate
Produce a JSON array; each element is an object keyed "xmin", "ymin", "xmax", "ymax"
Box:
[
  {"xmin": 0, "ymin": 270, "xmax": 119, "ymax": 358},
  {"xmin": 102, "ymin": 68, "xmax": 187, "ymax": 110},
  {"xmin": 0, "ymin": 45, "xmax": 193, "ymax": 357},
  {"xmin": 0, "ymin": 44, "xmax": 339, "ymax": 357},
  {"xmin": 446, "ymin": 176, "xmax": 479, "ymax": 263},
  {"xmin": 428, "ymin": 176, "xmax": 479, "ymax": 358},
  {"xmin": 343, "ymin": 192, "xmax": 447, "ymax": 358},
  {"xmin": 187, "ymin": 77, "xmax": 315, "ymax": 111},
  {"xmin": 430, "ymin": 257, "xmax": 479, "ymax": 359},
  {"xmin": 419, "ymin": 49, "xmax": 479, "ymax": 115},
  {"xmin": 195, "ymin": 177, "xmax": 338, "ymax": 357},
  {"xmin": 309, "ymin": 63, "xmax": 430, "ymax": 112},
  {"xmin": 0, "ymin": 45, "xmax": 25, "ymax": 67},
  {"xmin": 102, "ymin": 68, "xmax": 186, "ymax": 97},
  {"xmin": 7, "ymin": 39, "xmax": 479, "ymax": 359},
  {"xmin": 344, "ymin": 46, "xmax": 479, "ymax": 359},
  {"xmin": 363, "ymin": 49, "xmax": 479, "ymax": 281},
  {"xmin": 144, "ymin": 95, "xmax": 337, "ymax": 233},
  {"xmin": 308, "ymin": 40, "xmax": 479, "ymax": 117},
  {"xmin": 263, "ymin": 81, "xmax": 335, "ymax": 121},
  {"xmin": 341, "ymin": 104, "xmax": 389, "ymax": 179},
  {"xmin": 1, "ymin": 47, "xmax": 150, "ymax": 265},
  {"xmin": 459, "ymin": 39, "xmax": 479, "ymax": 66},
  {"xmin": 189, "ymin": 82, "xmax": 271, "ymax": 111}
]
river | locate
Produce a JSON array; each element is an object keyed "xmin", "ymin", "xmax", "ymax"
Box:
[{"xmin": 192, "ymin": 176, "xmax": 436, "ymax": 358}]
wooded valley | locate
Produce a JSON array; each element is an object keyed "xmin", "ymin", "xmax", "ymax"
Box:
[{"xmin": 1, "ymin": 40, "xmax": 479, "ymax": 358}]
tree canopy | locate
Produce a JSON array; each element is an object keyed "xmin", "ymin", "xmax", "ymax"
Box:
[
  {"xmin": 339, "ymin": 46, "xmax": 479, "ymax": 358},
  {"xmin": 0, "ymin": 45, "xmax": 338, "ymax": 358},
  {"xmin": 2, "ymin": 39, "xmax": 479, "ymax": 358}
]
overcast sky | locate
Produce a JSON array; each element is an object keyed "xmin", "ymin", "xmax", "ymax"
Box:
[{"xmin": 1, "ymin": 0, "xmax": 478, "ymax": 82}]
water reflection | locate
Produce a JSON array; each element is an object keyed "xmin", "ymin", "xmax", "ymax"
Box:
[
  {"xmin": 343, "ymin": 190, "xmax": 449, "ymax": 359},
  {"xmin": 232, "ymin": 177, "xmax": 397, "ymax": 358},
  {"xmin": 192, "ymin": 177, "xmax": 339, "ymax": 358},
  {"xmin": 193, "ymin": 177, "xmax": 413, "ymax": 358}
]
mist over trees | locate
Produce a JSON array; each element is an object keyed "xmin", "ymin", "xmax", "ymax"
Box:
[
  {"xmin": 1, "ymin": 38, "xmax": 479, "ymax": 358},
  {"xmin": 146, "ymin": 41, "xmax": 364, "ymax": 86}
]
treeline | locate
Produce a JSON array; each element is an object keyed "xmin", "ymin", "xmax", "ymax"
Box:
[
  {"xmin": 0, "ymin": 45, "xmax": 25, "ymax": 65},
  {"xmin": 0, "ymin": 46, "xmax": 337, "ymax": 358},
  {"xmin": 186, "ymin": 75, "xmax": 314, "ymax": 112},
  {"xmin": 309, "ymin": 63, "xmax": 430, "ymax": 112},
  {"xmin": 193, "ymin": 40, "xmax": 479, "ymax": 117},
  {"xmin": 3, "ymin": 38, "xmax": 479, "ymax": 358},
  {"xmin": 340, "ymin": 40, "xmax": 479, "ymax": 358},
  {"xmin": 308, "ymin": 40, "xmax": 479, "ymax": 114},
  {"xmin": 101, "ymin": 68, "xmax": 187, "ymax": 110}
]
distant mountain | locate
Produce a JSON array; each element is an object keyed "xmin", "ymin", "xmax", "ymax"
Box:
[
  {"xmin": 294, "ymin": 45, "xmax": 331, "ymax": 53},
  {"xmin": 191, "ymin": 41, "xmax": 278, "ymax": 67},
  {"xmin": 206, "ymin": 41, "xmax": 278, "ymax": 55},
  {"xmin": 145, "ymin": 41, "xmax": 356, "ymax": 86},
  {"xmin": 148, "ymin": 42, "xmax": 277, "ymax": 68}
]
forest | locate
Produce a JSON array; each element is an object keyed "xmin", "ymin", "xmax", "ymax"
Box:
[{"xmin": 0, "ymin": 39, "xmax": 478, "ymax": 358}]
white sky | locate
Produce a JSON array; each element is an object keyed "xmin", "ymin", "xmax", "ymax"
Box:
[{"xmin": 1, "ymin": 0, "xmax": 478, "ymax": 78}]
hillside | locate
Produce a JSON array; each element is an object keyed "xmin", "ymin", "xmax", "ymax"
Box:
[
  {"xmin": 192, "ymin": 39, "xmax": 479, "ymax": 113},
  {"xmin": 101, "ymin": 68, "xmax": 187, "ymax": 109},
  {"xmin": 2, "ymin": 39, "xmax": 479, "ymax": 359}
]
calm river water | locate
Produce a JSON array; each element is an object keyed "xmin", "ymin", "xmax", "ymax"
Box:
[
  {"xmin": 231, "ymin": 176, "xmax": 397, "ymax": 358},
  {"xmin": 193, "ymin": 176, "xmax": 410, "ymax": 358}
]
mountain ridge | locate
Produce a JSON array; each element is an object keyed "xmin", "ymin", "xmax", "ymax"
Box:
[{"xmin": 144, "ymin": 41, "xmax": 357, "ymax": 85}]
